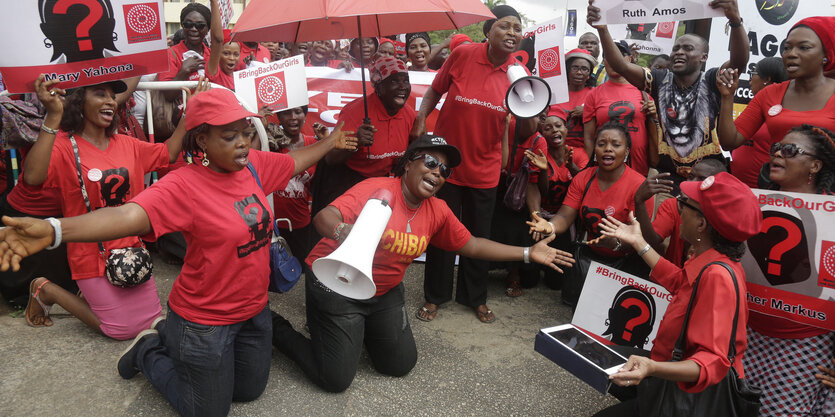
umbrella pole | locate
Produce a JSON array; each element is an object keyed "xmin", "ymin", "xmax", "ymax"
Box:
[{"xmin": 357, "ymin": 16, "xmax": 371, "ymax": 125}]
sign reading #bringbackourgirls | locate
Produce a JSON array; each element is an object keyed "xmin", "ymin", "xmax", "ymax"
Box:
[
  {"xmin": 741, "ymin": 189, "xmax": 835, "ymax": 331},
  {"xmin": 233, "ymin": 54, "xmax": 308, "ymax": 114},
  {"xmin": 573, "ymin": 262, "xmax": 671, "ymax": 351},
  {"xmin": 0, "ymin": 1, "xmax": 168, "ymax": 93},
  {"xmin": 523, "ymin": 17, "xmax": 569, "ymax": 104},
  {"xmin": 591, "ymin": 0, "xmax": 722, "ymax": 25}
]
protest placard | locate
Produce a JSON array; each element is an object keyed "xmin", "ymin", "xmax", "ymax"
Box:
[
  {"xmin": 590, "ymin": 0, "xmax": 722, "ymax": 25},
  {"xmin": 299, "ymin": 66, "xmax": 442, "ymax": 136},
  {"xmin": 0, "ymin": 1, "xmax": 168, "ymax": 93},
  {"xmin": 605, "ymin": 21, "xmax": 680, "ymax": 56},
  {"xmin": 742, "ymin": 189, "xmax": 835, "ymax": 331},
  {"xmin": 523, "ymin": 16, "xmax": 569, "ymax": 104},
  {"xmin": 573, "ymin": 262, "xmax": 671, "ymax": 350},
  {"xmin": 234, "ymin": 54, "xmax": 308, "ymax": 113}
]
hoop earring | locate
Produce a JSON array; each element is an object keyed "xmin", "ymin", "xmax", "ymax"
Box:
[{"xmin": 202, "ymin": 156, "xmax": 210, "ymax": 167}]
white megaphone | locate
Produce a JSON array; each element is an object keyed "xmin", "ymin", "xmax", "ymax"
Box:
[
  {"xmin": 311, "ymin": 188, "xmax": 394, "ymax": 300},
  {"xmin": 505, "ymin": 63, "xmax": 552, "ymax": 119}
]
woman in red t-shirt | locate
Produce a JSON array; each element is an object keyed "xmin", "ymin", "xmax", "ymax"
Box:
[
  {"xmin": 157, "ymin": 2, "xmax": 211, "ymax": 102},
  {"xmin": 405, "ymin": 32, "xmax": 433, "ymax": 72},
  {"xmin": 18, "ymin": 75, "xmax": 184, "ymax": 340},
  {"xmin": 551, "ymin": 48, "xmax": 597, "ymax": 164},
  {"xmin": 528, "ymin": 122, "xmax": 653, "ymax": 306},
  {"xmin": 271, "ymin": 134, "xmax": 575, "ymax": 393},
  {"xmin": 0, "ymin": 88, "xmax": 357, "ymax": 415},
  {"xmin": 743, "ymin": 125, "xmax": 835, "ymax": 416},
  {"xmin": 205, "ymin": 1, "xmax": 240, "ymax": 91},
  {"xmin": 717, "ymin": 17, "xmax": 835, "ymax": 168}
]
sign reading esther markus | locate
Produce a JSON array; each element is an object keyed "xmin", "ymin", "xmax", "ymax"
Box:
[
  {"xmin": 0, "ymin": 1, "xmax": 169, "ymax": 93},
  {"xmin": 591, "ymin": 0, "xmax": 723, "ymax": 25}
]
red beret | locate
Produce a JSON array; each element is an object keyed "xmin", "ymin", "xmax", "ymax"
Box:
[
  {"xmin": 680, "ymin": 172, "xmax": 763, "ymax": 243},
  {"xmin": 792, "ymin": 16, "xmax": 835, "ymax": 72}
]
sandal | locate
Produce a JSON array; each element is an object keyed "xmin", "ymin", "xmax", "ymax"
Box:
[
  {"xmin": 415, "ymin": 303, "xmax": 438, "ymax": 322},
  {"xmin": 505, "ymin": 280, "xmax": 522, "ymax": 297},
  {"xmin": 25, "ymin": 278, "xmax": 53, "ymax": 327},
  {"xmin": 475, "ymin": 305, "xmax": 495, "ymax": 324}
]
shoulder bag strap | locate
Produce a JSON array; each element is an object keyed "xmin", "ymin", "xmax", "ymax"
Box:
[
  {"xmin": 68, "ymin": 134, "xmax": 107, "ymax": 256},
  {"xmin": 671, "ymin": 261, "xmax": 740, "ymax": 362},
  {"xmin": 572, "ymin": 168, "xmax": 598, "ymax": 243},
  {"xmin": 245, "ymin": 162, "xmax": 280, "ymax": 239}
]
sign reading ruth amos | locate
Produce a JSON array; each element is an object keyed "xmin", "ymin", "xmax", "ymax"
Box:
[{"xmin": 590, "ymin": 0, "xmax": 723, "ymax": 25}]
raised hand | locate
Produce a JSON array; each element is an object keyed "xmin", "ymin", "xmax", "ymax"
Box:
[
  {"xmin": 181, "ymin": 55, "xmax": 205, "ymax": 75},
  {"xmin": 525, "ymin": 149, "xmax": 548, "ymax": 171},
  {"xmin": 0, "ymin": 216, "xmax": 55, "ymax": 272},
  {"xmin": 328, "ymin": 121, "xmax": 358, "ymax": 151},
  {"xmin": 526, "ymin": 211, "xmax": 553, "ymax": 241},
  {"xmin": 715, "ymin": 68, "xmax": 739, "ymax": 98},
  {"xmin": 597, "ymin": 212, "xmax": 642, "ymax": 247},
  {"xmin": 184, "ymin": 76, "xmax": 211, "ymax": 102},
  {"xmin": 640, "ymin": 92, "xmax": 657, "ymax": 119},
  {"xmin": 529, "ymin": 234, "xmax": 575, "ymax": 273},
  {"xmin": 709, "ymin": 0, "xmax": 742, "ymax": 22},
  {"xmin": 313, "ymin": 122, "xmax": 329, "ymax": 140},
  {"xmin": 34, "ymin": 74, "xmax": 66, "ymax": 115},
  {"xmin": 635, "ymin": 172, "xmax": 673, "ymax": 203},
  {"xmin": 587, "ymin": 0, "xmax": 604, "ymax": 29}
]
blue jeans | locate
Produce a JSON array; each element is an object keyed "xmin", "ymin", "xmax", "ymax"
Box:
[{"xmin": 137, "ymin": 304, "xmax": 272, "ymax": 417}]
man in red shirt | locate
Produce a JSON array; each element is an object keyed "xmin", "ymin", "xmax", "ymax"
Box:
[{"xmin": 311, "ymin": 57, "xmax": 415, "ymax": 216}]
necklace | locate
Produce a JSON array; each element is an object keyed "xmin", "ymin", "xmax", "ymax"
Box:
[{"xmin": 405, "ymin": 202, "xmax": 422, "ymax": 233}]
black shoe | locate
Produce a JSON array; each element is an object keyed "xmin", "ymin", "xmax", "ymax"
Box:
[{"xmin": 118, "ymin": 329, "xmax": 158, "ymax": 379}]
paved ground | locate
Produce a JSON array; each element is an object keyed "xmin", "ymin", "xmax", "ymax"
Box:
[{"xmin": 0, "ymin": 255, "xmax": 618, "ymax": 416}]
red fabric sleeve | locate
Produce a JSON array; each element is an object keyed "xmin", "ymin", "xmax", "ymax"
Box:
[
  {"xmin": 677, "ymin": 265, "xmax": 739, "ymax": 393},
  {"xmin": 337, "ymin": 96, "xmax": 363, "ymax": 133},
  {"xmin": 429, "ymin": 201, "xmax": 471, "ymax": 252},
  {"xmin": 527, "ymin": 136, "xmax": 549, "ymax": 182},
  {"xmin": 431, "ymin": 44, "xmax": 462, "ymax": 95},
  {"xmin": 652, "ymin": 198, "xmax": 678, "ymax": 239},
  {"xmin": 733, "ymin": 83, "xmax": 782, "ymax": 139},
  {"xmin": 248, "ymin": 150, "xmax": 295, "ymax": 195},
  {"xmin": 131, "ymin": 173, "xmax": 194, "ymax": 239},
  {"xmin": 649, "ymin": 256, "xmax": 687, "ymax": 294},
  {"xmin": 132, "ymin": 138, "xmax": 170, "ymax": 174},
  {"xmin": 582, "ymin": 87, "xmax": 597, "ymax": 124}
]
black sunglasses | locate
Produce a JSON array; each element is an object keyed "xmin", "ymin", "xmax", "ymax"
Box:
[
  {"xmin": 182, "ymin": 22, "xmax": 207, "ymax": 30},
  {"xmin": 676, "ymin": 195, "xmax": 702, "ymax": 215},
  {"xmin": 412, "ymin": 153, "xmax": 451, "ymax": 178},
  {"xmin": 769, "ymin": 142, "xmax": 818, "ymax": 159}
]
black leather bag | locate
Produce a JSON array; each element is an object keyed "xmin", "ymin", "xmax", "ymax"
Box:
[{"xmin": 637, "ymin": 262, "xmax": 762, "ymax": 417}]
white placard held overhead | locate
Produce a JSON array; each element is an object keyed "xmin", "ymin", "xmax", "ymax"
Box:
[
  {"xmin": 590, "ymin": 0, "xmax": 723, "ymax": 26},
  {"xmin": 523, "ymin": 16, "xmax": 569, "ymax": 104},
  {"xmin": 234, "ymin": 54, "xmax": 308, "ymax": 113}
]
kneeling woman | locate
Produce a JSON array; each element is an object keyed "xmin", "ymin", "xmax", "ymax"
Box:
[
  {"xmin": 272, "ymin": 135, "xmax": 575, "ymax": 393},
  {"xmin": 0, "ymin": 89, "xmax": 356, "ymax": 417}
]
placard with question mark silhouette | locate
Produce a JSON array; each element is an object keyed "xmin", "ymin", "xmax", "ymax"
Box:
[
  {"xmin": 0, "ymin": 1, "xmax": 168, "ymax": 93},
  {"xmin": 741, "ymin": 190, "xmax": 835, "ymax": 332},
  {"xmin": 573, "ymin": 262, "xmax": 671, "ymax": 350}
]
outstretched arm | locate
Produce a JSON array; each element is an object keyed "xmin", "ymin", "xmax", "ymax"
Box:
[
  {"xmin": 457, "ymin": 234, "xmax": 575, "ymax": 273},
  {"xmin": 711, "ymin": 0, "xmax": 749, "ymax": 72},
  {"xmin": 206, "ymin": 0, "xmax": 223, "ymax": 78},
  {"xmin": 287, "ymin": 122, "xmax": 357, "ymax": 176},
  {"xmin": 0, "ymin": 203, "xmax": 151, "ymax": 271},
  {"xmin": 410, "ymin": 87, "xmax": 441, "ymax": 141},
  {"xmin": 587, "ymin": 3, "xmax": 647, "ymax": 90},
  {"xmin": 633, "ymin": 173, "xmax": 673, "ymax": 253},
  {"xmin": 716, "ymin": 68, "xmax": 747, "ymax": 150}
]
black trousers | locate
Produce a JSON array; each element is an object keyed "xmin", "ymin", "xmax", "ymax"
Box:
[
  {"xmin": 272, "ymin": 270, "xmax": 417, "ymax": 393},
  {"xmin": 423, "ymin": 183, "xmax": 496, "ymax": 307}
]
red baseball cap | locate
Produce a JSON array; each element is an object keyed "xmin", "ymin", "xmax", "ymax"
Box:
[
  {"xmin": 680, "ymin": 172, "xmax": 763, "ymax": 243},
  {"xmin": 184, "ymin": 89, "xmax": 260, "ymax": 131}
]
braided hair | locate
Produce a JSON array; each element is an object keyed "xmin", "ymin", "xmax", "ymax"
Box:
[{"xmin": 789, "ymin": 124, "xmax": 835, "ymax": 194}]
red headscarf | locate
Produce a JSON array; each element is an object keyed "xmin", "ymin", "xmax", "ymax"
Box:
[{"xmin": 791, "ymin": 16, "xmax": 835, "ymax": 72}]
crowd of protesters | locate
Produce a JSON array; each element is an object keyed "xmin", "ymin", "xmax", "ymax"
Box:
[{"xmin": 0, "ymin": 0, "xmax": 833, "ymax": 416}]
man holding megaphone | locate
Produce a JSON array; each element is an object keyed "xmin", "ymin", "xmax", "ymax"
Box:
[{"xmin": 271, "ymin": 135, "xmax": 575, "ymax": 393}]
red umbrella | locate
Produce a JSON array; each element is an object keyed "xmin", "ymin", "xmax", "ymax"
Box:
[{"xmin": 231, "ymin": 0, "xmax": 494, "ymax": 122}]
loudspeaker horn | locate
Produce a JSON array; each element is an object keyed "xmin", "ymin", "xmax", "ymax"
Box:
[
  {"xmin": 311, "ymin": 188, "xmax": 394, "ymax": 300},
  {"xmin": 505, "ymin": 63, "xmax": 552, "ymax": 119}
]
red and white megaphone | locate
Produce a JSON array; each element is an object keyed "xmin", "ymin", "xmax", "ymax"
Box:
[
  {"xmin": 505, "ymin": 63, "xmax": 552, "ymax": 118},
  {"xmin": 311, "ymin": 188, "xmax": 394, "ymax": 299}
]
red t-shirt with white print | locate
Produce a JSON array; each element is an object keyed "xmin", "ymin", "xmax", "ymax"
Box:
[
  {"xmin": 306, "ymin": 177, "xmax": 471, "ymax": 297},
  {"xmin": 132, "ymin": 150, "xmax": 294, "ymax": 325}
]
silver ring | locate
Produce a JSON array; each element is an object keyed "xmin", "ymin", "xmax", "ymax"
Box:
[
  {"xmin": 626, "ymin": 380, "xmax": 631, "ymax": 386},
  {"xmin": 655, "ymin": 178, "xmax": 658, "ymax": 184},
  {"xmin": 49, "ymin": 90, "xmax": 56, "ymax": 96}
]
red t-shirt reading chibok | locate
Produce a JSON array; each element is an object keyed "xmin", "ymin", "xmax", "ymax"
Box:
[
  {"xmin": 338, "ymin": 93, "xmax": 414, "ymax": 177},
  {"xmin": 43, "ymin": 132, "xmax": 169, "ymax": 280},
  {"xmin": 563, "ymin": 166, "xmax": 652, "ymax": 257},
  {"xmin": 306, "ymin": 177, "xmax": 471, "ymax": 296},
  {"xmin": 432, "ymin": 42, "xmax": 521, "ymax": 189},
  {"xmin": 132, "ymin": 150, "xmax": 294, "ymax": 325}
]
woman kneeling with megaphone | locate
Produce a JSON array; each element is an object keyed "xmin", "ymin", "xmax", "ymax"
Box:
[{"xmin": 272, "ymin": 134, "xmax": 575, "ymax": 393}]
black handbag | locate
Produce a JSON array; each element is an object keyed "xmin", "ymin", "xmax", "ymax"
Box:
[
  {"xmin": 69, "ymin": 135, "xmax": 152, "ymax": 288},
  {"xmin": 246, "ymin": 163, "xmax": 302, "ymax": 293},
  {"xmin": 637, "ymin": 261, "xmax": 762, "ymax": 417},
  {"xmin": 503, "ymin": 136, "xmax": 542, "ymax": 212}
]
